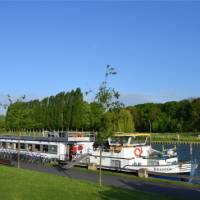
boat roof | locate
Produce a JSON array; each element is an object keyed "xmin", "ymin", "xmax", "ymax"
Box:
[
  {"xmin": 0, "ymin": 135, "xmax": 75, "ymax": 143},
  {"xmin": 113, "ymin": 133, "xmax": 151, "ymax": 137}
]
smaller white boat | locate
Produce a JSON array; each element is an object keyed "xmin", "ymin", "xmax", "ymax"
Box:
[{"xmin": 88, "ymin": 133, "xmax": 196, "ymax": 174}]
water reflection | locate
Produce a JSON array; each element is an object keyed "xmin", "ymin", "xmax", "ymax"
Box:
[{"xmin": 152, "ymin": 143, "xmax": 200, "ymax": 183}]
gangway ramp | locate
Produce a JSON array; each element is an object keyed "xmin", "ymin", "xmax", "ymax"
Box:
[{"xmin": 62, "ymin": 154, "xmax": 89, "ymax": 170}]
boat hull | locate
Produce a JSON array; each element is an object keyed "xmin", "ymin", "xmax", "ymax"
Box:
[
  {"xmin": 124, "ymin": 162, "xmax": 192, "ymax": 174},
  {"xmin": 87, "ymin": 153, "xmax": 194, "ymax": 174}
]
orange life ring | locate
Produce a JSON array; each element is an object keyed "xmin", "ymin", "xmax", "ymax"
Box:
[{"xmin": 134, "ymin": 147, "xmax": 143, "ymax": 158}]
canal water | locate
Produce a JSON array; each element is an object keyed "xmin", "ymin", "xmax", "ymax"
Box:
[{"xmin": 152, "ymin": 143, "xmax": 200, "ymax": 184}]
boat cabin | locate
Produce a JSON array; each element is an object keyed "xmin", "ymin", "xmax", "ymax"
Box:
[{"xmin": 108, "ymin": 133, "xmax": 151, "ymax": 147}]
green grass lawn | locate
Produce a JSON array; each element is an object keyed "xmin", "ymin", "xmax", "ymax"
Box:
[
  {"xmin": 0, "ymin": 166, "xmax": 183, "ymax": 200},
  {"xmin": 151, "ymin": 133, "xmax": 200, "ymax": 143}
]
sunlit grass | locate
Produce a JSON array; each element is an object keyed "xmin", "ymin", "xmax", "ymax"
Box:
[
  {"xmin": 151, "ymin": 133, "xmax": 200, "ymax": 142},
  {"xmin": 0, "ymin": 166, "xmax": 182, "ymax": 200}
]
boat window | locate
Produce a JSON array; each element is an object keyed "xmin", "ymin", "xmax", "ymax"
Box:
[
  {"xmin": 42, "ymin": 145, "xmax": 48, "ymax": 153},
  {"xmin": 7, "ymin": 142, "xmax": 13, "ymax": 149},
  {"xmin": 20, "ymin": 143, "xmax": 26, "ymax": 150},
  {"xmin": 28, "ymin": 144, "xmax": 33, "ymax": 151},
  {"xmin": 12, "ymin": 143, "xmax": 16, "ymax": 150},
  {"xmin": 35, "ymin": 144, "xmax": 41, "ymax": 152},
  {"xmin": 111, "ymin": 160, "xmax": 121, "ymax": 168},
  {"xmin": 48, "ymin": 145, "xmax": 57, "ymax": 154},
  {"xmin": 2, "ymin": 142, "xmax": 6, "ymax": 149},
  {"xmin": 130, "ymin": 136, "xmax": 147, "ymax": 145},
  {"xmin": 110, "ymin": 136, "xmax": 129, "ymax": 145}
]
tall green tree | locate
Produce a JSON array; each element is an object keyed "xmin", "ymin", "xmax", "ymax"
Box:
[
  {"xmin": 89, "ymin": 102, "xmax": 104, "ymax": 131},
  {"xmin": 71, "ymin": 88, "xmax": 84, "ymax": 130},
  {"xmin": 0, "ymin": 115, "xmax": 5, "ymax": 132},
  {"xmin": 112, "ymin": 109, "xmax": 134, "ymax": 133},
  {"xmin": 94, "ymin": 65, "xmax": 123, "ymax": 142},
  {"xmin": 92, "ymin": 65, "xmax": 123, "ymax": 186}
]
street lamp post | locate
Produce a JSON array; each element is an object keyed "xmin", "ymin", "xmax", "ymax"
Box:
[
  {"xmin": 17, "ymin": 135, "xmax": 20, "ymax": 168},
  {"xmin": 149, "ymin": 119, "xmax": 152, "ymax": 133}
]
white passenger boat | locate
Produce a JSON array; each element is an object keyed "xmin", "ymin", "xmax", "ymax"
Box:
[
  {"xmin": 88, "ymin": 133, "xmax": 195, "ymax": 174},
  {"xmin": 0, "ymin": 132, "xmax": 196, "ymax": 174},
  {"xmin": 0, "ymin": 132, "xmax": 95, "ymax": 163}
]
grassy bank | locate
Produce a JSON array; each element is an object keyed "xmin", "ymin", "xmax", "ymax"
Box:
[
  {"xmin": 0, "ymin": 165, "xmax": 183, "ymax": 200},
  {"xmin": 151, "ymin": 133, "xmax": 200, "ymax": 143}
]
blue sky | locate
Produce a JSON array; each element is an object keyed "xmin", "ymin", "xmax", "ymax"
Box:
[{"xmin": 0, "ymin": 1, "xmax": 200, "ymax": 112}]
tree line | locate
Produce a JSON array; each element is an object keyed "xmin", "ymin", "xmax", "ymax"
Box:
[
  {"xmin": 2, "ymin": 89, "xmax": 200, "ymax": 133},
  {"xmin": 3, "ymin": 88, "xmax": 134, "ymax": 133},
  {"xmin": 128, "ymin": 98, "xmax": 200, "ymax": 133}
]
